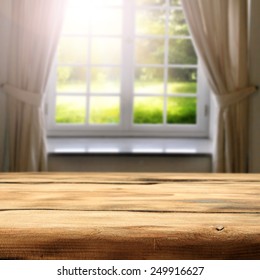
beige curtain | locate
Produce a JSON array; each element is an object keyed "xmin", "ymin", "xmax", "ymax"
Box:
[
  {"xmin": 3, "ymin": 0, "xmax": 67, "ymax": 171},
  {"xmin": 182, "ymin": 0, "xmax": 256, "ymax": 172}
]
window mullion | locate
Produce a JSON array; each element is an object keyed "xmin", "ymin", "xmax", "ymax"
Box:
[
  {"xmin": 48, "ymin": 60, "xmax": 58, "ymax": 128},
  {"xmin": 121, "ymin": 0, "xmax": 135, "ymax": 131},
  {"xmin": 163, "ymin": 0, "xmax": 171, "ymax": 125},
  {"xmin": 85, "ymin": 33, "xmax": 91, "ymax": 126}
]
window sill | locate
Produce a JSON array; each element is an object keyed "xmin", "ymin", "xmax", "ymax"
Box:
[{"xmin": 47, "ymin": 137, "xmax": 212, "ymax": 156}]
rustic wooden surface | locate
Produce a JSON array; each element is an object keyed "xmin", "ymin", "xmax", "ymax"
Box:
[{"xmin": 0, "ymin": 173, "xmax": 259, "ymax": 259}]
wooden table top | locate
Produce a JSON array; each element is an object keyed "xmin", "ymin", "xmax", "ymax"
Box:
[{"xmin": 0, "ymin": 173, "xmax": 259, "ymax": 260}]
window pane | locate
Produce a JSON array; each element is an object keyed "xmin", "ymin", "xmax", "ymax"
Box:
[
  {"xmin": 169, "ymin": 39, "xmax": 197, "ymax": 64},
  {"xmin": 168, "ymin": 68, "xmax": 197, "ymax": 93},
  {"xmin": 135, "ymin": 67, "xmax": 164, "ymax": 94},
  {"xmin": 63, "ymin": 0, "xmax": 122, "ymax": 34},
  {"xmin": 88, "ymin": 0, "xmax": 122, "ymax": 6},
  {"xmin": 136, "ymin": 0, "xmax": 165, "ymax": 6},
  {"xmin": 90, "ymin": 67, "xmax": 121, "ymax": 93},
  {"xmin": 56, "ymin": 96, "xmax": 86, "ymax": 124},
  {"xmin": 107, "ymin": 0, "xmax": 122, "ymax": 4},
  {"xmin": 58, "ymin": 37, "xmax": 88, "ymax": 64},
  {"xmin": 134, "ymin": 97, "xmax": 163, "ymax": 124},
  {"xmin": 169, "ymin": 10, "xmax": 189, "ymax": 36},
  {"xmin": 170, "ymin": 0, "xmax": 181, "ymax": 6},
  {"xmin": 62, "ymin": 5, "xmax": 89, "ymax": 34},
  {"xmin": 167, "ymin": 97, "xmax": 196, "ymax": 124},
  {"xmin": 136, "ymin": 10, "xmax": 166, "ymax": 35},
  {"xmin": 57, "ymin": 67, "xmax": 86, "ymax": 93},
  {"xmin": 90, "ymin": 97, "xmax": 120, "ymax": 124},
  {"xmin": 67, "ymin": 0, "xmax": 122, "ymax": 8},
  {"xmin": 91, "ymin": 8, "xmax": 122, "ymax": 35},
  {"xmin": 91, "ymin": 38, "xmax": 121, "ymax": 65},
  {"xmin": 135, "ymin": 38, "xmax": 165, "ymax": 65}
]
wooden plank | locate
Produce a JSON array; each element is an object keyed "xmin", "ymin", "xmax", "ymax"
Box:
[
  {"xmin": 0, "ymin": 211, "xmax": 259, "ymax": 260},
  {"xmin": 0, "ymin": 173, "xmax": 259, "ymax": 259},
  {"xmin": 1, "ymin": 172, "xmax": 260, "ymax": 182},
  {"xmin": 0, "ymin": 174, "xmax": 259, "ymax": 213}
]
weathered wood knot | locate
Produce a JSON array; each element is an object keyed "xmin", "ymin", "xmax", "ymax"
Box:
[{"xmin": 216, "ymin": 225, "xmax": 225, "ymax": 231}]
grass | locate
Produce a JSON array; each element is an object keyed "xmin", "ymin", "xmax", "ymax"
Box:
[
  {"xmin": 56, "ymin": 96, "xmax": 86, "ymax": 124},
  {"xmin": 133, "ymin": 97, "xmax": 196, "ymax": 124},
  {"xmin": 89, "ymin": 97, "xmax": 120, "ymax": 124},
  {"xmin": 167, "ymin": 97, "xmax": 196, "ymax": 124},
  {"xmin": 168, "ymin": 82, "xmax": 196, "ymax": 94},
  {"xmin": 56, "ymin": 82, "xmax": 197, "ymax": 125},
  {"xmin": 57, "ymin": 81, "xmax": 197, "ymax": 94},
  {"xmin": 133, "ymin": 97, "xmax": 163, "ymax": 124}
]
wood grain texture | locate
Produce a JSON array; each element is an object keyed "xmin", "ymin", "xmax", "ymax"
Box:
[{"xmin": 0, "ymin": 173, "xmax": 259, "ymax": 259}]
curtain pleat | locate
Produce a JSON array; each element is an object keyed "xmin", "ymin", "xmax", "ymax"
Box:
[
  {"xmin": 182, "ymin": 0, "xmax": 256, "ymax": 172},
  {"xmin": 4, "ymin": 0, "xmax": 67, "ymax": 171}
]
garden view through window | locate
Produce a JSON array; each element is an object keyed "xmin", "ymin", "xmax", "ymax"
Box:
[{"xmin": 52, "ymin": 0, "xmax": 205, "ymax": 136}]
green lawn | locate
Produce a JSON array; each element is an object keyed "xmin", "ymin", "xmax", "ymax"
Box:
[
  {"xmin": 56, "ymin": 96, "xmax": 86, "ymax": 124},
  {"xmin": 57, "ymin": 81, "xmax": 197, "ymax": 94},
  {"xmin": 56, "ymin": 82, "xmax": 197, "ymax": 125},
  {"xmin": 133, "ymin": 97, "xmax": 196, "ymax": 124}
]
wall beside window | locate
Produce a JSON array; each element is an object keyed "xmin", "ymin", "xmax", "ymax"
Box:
[{"xmin": 48, "ymin": 154, "xmax": 212, "ymax": 172}]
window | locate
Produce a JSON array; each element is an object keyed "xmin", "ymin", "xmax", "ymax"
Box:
[{"xmin": 47, "ymin": 0, "xmax": 209, "ymax": 137}]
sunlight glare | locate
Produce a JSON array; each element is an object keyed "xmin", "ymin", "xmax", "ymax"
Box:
[{"xmin": 63, "ymin": 0, "xmax": 122, "ymax": 35}]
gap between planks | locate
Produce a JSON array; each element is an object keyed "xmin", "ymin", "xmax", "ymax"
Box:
[{"xmin": 1, "ymin": 208, "xmax": 260, "ymax": 215}]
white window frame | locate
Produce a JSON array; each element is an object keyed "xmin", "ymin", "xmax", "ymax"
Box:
[{"xmin": 46, "ymin": 0, "xmax": 209, "ymax": 138}]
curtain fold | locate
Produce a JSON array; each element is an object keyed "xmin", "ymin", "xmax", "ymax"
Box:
[
  {"xmin": 182, "ymin": 0, "xmax": 256, "ymax": 172},
  {"xmin": 4, "ymin": 0, "xmax": 67, "ymax": 171}
]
